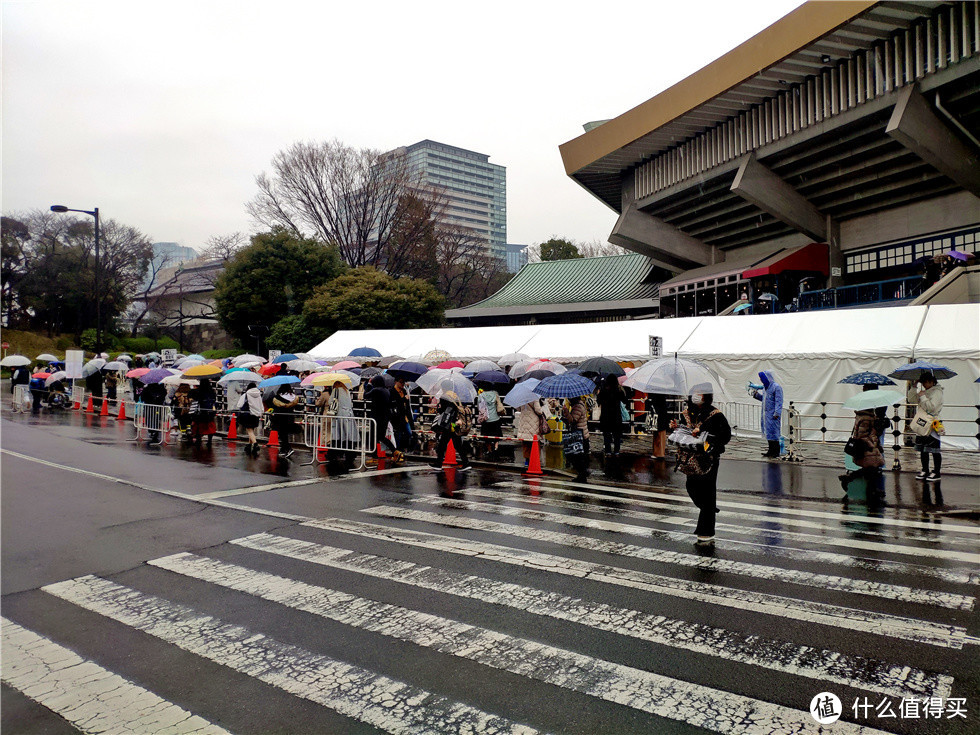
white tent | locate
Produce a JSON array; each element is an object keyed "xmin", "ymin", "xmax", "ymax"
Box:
[
  {"xmin": 677, "ymin": 307, "xmax": 928, "ymax": 442},
  {"xmin": 912, "ymin": 303, "xmax": 979, "ymax": 450},
  {"xmin": 308, "ymin": 304, "xmax": 978, "ymax": 449}
]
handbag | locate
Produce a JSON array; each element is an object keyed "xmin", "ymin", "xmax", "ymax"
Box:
[
  {"xmin": 911, "ymin": 407, "xmax": 935, "ymax": 437},
  {"xmin": 843, "ymin": 436, "xmax": 865, "ymax": 458},
  {"xmin": 619, "ymin": 403, "xmax": 630, "ymax": 423},
  {"xmin": 562, "ymin": 428, "xmax": 585, "ymax": 456},
  {"xmin": 677, "ymin": 449, "xmax": 712, "ymax": 476}
]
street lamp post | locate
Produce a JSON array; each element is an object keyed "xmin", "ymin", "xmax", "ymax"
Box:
[{"xmin": 50, "ymin": 205, "xmax": 101, "ymax": 354}]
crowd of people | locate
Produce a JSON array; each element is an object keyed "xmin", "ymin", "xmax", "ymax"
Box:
[{"xmin": 5, "ymin": 349, "xmax": 959, "ymax": 547}]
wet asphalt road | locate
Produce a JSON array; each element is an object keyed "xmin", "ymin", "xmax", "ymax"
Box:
[{"xmin": 2, "ymin": 408, "xmax": 978, "ymax": 734}]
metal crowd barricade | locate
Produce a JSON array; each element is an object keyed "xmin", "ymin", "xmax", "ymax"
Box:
[
  {"xmin": 70, "ymin": 384, "xmax": 86, "ymax": 409},
  {"xmin": 303, "ymin": 415, "xmax": 376, "ymax": 469},
  {"xmin": 131, "ymin": 404, "xmax": 172, "ymax": 445},
  {"xmin": 12, "ymin": 384, "xmax": 32, "ymax": 413}
]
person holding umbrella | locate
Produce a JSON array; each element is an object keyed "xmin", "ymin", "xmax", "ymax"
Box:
[
  {"xmin": 236, "ymin": 385, "xmax": 265, "ymax": 457},
  {"xmin": 562, "ymin": 395, "xmax": 591, "ymax": 480},
  {"xmin": 270, "ymin": 382, "xmax": 300, "ymax": 458},
  {"xmin": 430, "ymin": 389, "xmax": 471, "ymax": 471},
  {"xmin": 669, "ymin": 383, "xmax": 731, "ymax": 546},
  {"xmin": 839, "ymin": 384, "xmax": 896, "ymax": 505},
  {"xmin": 390, "ymin": 376, "xmax": 416, "ymax": 461},
  {"xmin": 597, "ymin": 373, "xmax": 629, "ymax": 458},
  {"xmin": 365, "ymin": 375, "xmax": 397, "ymax": 463},
  {"xmin": 189, "ymin": 379, "xmax": 218, "ymax": 447},
  {"xmin": 908, "ymin": 372, "xmax": 944, "ymax": 481}
]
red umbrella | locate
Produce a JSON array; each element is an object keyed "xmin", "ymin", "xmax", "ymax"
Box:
[
  {"xmin": 32, "ymin": 371, "xmax": 51, "ymax": 379},
  {"xmin": 258, "ymin": 363, "xmax": 282, "ymax": 376},
  {"xmin": 126, "ymin": 367, "xmax": 151, "ymax": 378},
  {"xmin": 332, "ymin": 360, "xmax": 360, "ymax": 370},
  {"xmin": 437, "ymin": 360, "xmax": 465, "ymax": 369}
]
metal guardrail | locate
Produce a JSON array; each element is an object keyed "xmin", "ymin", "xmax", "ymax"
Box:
[
  {"xmin": 11, "ymin": 385, "xmax": 32, "ymax": 413},
  {"xmin": 302, "ymin": 415, "xmax": 376, "ymax": 469},
  {"xmin": 798, "ymin": 275, "xmax": 923, "ymax": 311},
  {"xmin": 132, "ymin": 404, "xmax": 173, "ymax": 445}
]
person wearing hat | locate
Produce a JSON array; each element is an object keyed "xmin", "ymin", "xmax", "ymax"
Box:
[{"xmin": 670, "ymin": 383, "xmax": 731, "ymax": 546}]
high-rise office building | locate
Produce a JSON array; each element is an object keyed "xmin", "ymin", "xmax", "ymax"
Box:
[{"xmin": 398, "ymin": 140, "xmax": 507, "ymax": 261}]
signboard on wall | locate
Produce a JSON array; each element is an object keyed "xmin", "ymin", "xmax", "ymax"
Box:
[
  {"xmin": 648, "ymin": 336, "xmax": 663, "ymax": 357},
  {"xmin": 268, "ymin": 349, "xmax": 282, "ymax": 361},
  {"xmin": 161, "ymin": 348, "xmax": 177, "ymax": 365}
]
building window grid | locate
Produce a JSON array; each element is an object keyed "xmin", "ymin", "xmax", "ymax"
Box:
[{"xmin": 846, "ymin": 226, "xmax": 980, "ymax": 275}]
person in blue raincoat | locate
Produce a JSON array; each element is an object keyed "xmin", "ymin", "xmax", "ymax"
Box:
[{"xmin": 750, "ymin": 370, "xmax": 783, "ymax": 457}]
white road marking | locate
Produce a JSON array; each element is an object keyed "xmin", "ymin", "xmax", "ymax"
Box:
[
  {"xmin": 519, "ymin": 479, "xmax": 980, "ymax": 535},
  {"xmin": 398, "ymin": 497, "xmax": 974, "ymax": 612},
  {"xmin": 231, "ymin": 532, "xmax": 953, "ymax": 699},
  {"xmin": 42, "ymin": 576, "xmax": 540, "ymax": 735},
  {"xmin": 1, "ymin": 617, "xmax": 229, "ymax": 735},
  {"xmin": 0, "ymin": 448, "xmax": 312, "ymax": 522},
  {"xmin": 461, "ymin": 486, "xmax": 979, "ymax": 582},
  {"xmin": 490, "ymin": 483, "xmax": 980, "ymax": 568},
  {"xmin": 314, "ymin": 514, "xmax": 968, "ymax": 648},
  {"xmin": 150, "ymin": 552, "xmax": 893, "ymax": 735}
]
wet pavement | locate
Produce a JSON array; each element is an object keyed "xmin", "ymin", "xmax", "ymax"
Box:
[{"xmin": 2, "ymin": 401, "xmax": 978, "ymax": 734}]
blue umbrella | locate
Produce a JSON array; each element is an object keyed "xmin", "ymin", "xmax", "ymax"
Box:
[
  {"xmin": 348, "ymin": 347, "xmax": 382, "ymax": 358},
  {"xmin": 473, "ymin": 370, "xmax": 510, "ymax": 385},
  {"xmin": 733, "ymin": 302, "xmax": 752, "ymax": 313},
  {"xmin": 533, "ymin": 373, "xmax": 597, "ymax": 399},
  {"xmin": 258, "ymin": 375, "xmax": 302, "ymax": 388},
  {"xmin": 271, "ymin": 353, "xmax": 299, "ymax": 364},
  {"xmin": 387, "ymin": 361, "xmax": 428, "ymax": 379},
  {"xmin": 838, "ymin": 372, "xmax": 896, "ymax": 386},
  {"xmin": 888, "ymin": 361, "xmax": 957, "ymax": 381},
  {"xmin": 138, "ymin": 368, "xmax": 180, "ymax": 384},
  {"xmin": 504, "ymin": 378, "xmax": 542, "ymax": 408}
]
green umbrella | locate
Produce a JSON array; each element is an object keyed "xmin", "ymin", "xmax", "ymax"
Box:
[{"xmin": 842, "ymin": 390, "xmax": 904, "ymax": 410}]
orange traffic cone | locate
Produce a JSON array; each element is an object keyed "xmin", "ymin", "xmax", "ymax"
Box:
[
  {"xmin": 442, "ymin": 439, "xmax": 458, "ymax": 468},
  {"xmin": 227, "ymin": 413, "xmax": 238, "ymax": 440},
  {"xmin": 73, "ymin": 395, "xmax": 81, "ymax": 410},
  {"xmin": 86, "ymin": 396, "xmax": 94, "ymax": 413},
  {"xmin": 99, "ymin": 398, "xmax": 109, "ymax": 417},
  {"xmin": 116, "ymin": 400, "xmax": 127, "ymax": 421},
  {"xmin": 523, "ymin": 435, "xmax": 544, "ymax": 476},
  {"xmin": 376, "ymin": 442, "xmax": 387, "ymax": 470},
  {"xmin": 267, "ymin": 429, "xmax": 280, "ymax": 448}
]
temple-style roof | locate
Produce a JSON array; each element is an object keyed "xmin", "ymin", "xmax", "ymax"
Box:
[{"xmin": 445, "ymin": 254, "xmax": 661, "ymax": 323}]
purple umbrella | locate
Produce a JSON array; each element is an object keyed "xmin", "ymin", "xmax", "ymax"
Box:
[
  {"xmin": 947, "ymin": 250, "xmax": 972, "ymax": 261},
  {"xmin": 138, "ymin": 368, "xmax": 179, "ymax": 384}
]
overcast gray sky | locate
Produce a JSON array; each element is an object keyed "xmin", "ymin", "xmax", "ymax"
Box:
[{"xmin": 3, "ymin": 0, "xmax": 803, "ymax": 251}]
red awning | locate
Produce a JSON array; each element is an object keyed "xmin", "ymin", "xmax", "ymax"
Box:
[{"xmin": 742, "ymin": 242, "xmax": 829, "ymax": 279}]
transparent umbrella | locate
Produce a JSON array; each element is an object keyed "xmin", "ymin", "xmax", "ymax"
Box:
[
  {"xmin": 623, "ymin": 356, "xmax": 729, "ymax": 399},
  {"xmin": 81, "ymin": 358, "xmax": 106, "ymax": 377},
  {"xmin": 504, "ymin": 378, "xmax": 541, "ymax": 408},
  {"xmin": 416, "ymin": 368, "xmax": 477, "ymax": 402}
]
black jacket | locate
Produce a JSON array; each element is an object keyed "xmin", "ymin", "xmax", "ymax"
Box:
[{"xmin": 682, "ymin": 403, "xmax": 732, "ymax": 455}]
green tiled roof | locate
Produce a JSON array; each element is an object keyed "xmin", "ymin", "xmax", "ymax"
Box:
[{"xmin": 463, "ymin": 254, "xmax": 659, "ymax": 309}]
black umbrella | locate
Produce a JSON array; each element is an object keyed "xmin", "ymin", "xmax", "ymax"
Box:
[
  {"xmin": 577, "ymin": 357, "xmax": 625, "ymax": 377},
  {"xmin": 387, "ymin": 361, "xmax": 428, "ymax": 380},
  {"xmin": 473, "ymin": 370, "xmax": 510, "ymax": 385},
  {"xmin": 518, "ymin": 369, "xmax": 555, "ymax": 383}
]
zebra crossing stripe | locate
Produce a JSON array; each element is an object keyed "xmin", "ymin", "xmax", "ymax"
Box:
[
  {"xmin": 323, "ymin": 512, "xmax": 968, "ymax": 649},
  {"xmin": 41, "ymin": 576, "xmax": 539, "ymax": 735},
  {"xmin": 230, "ymin": 532, "xmax": 953, "ymax": 700},
  {"xmin": 149, "ymin": 552, "xmax": 893, "ymax": 735},
  {"xmin": 497, "ymin": 481, "xmax": 980, "ymax": 556},
  {"xmin": 460, "ymin": 486, "xmax": 978, "ymax": 584},
  {"xmin": 488, "ymin": 484, "xmax": 980, "ymax": 569},
  {"xmin": 514, "ymin": 479, "xmax": 980, "ymax": 535},
  {"xmin": 402, "ymin": 496, "xmax": 974, "ymax": 612},
  {"xmin": 1, "ymin": 617, "xmax": 229, "ymax": 735}
]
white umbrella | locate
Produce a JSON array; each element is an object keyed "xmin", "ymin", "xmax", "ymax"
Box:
[
  {"xmin": 232, "ymin": 353, "xmax": 267, "ymax": 366},
  {"xmin": 103, "ymin": 360, "xmax": 128, "ymax": 371},
  {"xmin": 623, "ymin": 356, "xmax": 729, "ymax": 399},
  {"xmin": 162, "ymin": 375, "xmax": 199, "ymax": 387},
  {"xmin": 416, "ymin": 368, "xmax": 477, "ymax": 402},
  {"xmin": 285, "ymin": 359, "xmax": 320, "ymax": 373},
  {"xmin": 81, "ymin": 358, "xmax": 106, "ymax": 377},
  {"xmin": 116, "ymin": 354, "xmax": 133, "ymax": 363},
  {"xmin": 35, "ymin": 353, "xmax": 59, "ymax": 362},
  {"xmin": 217, "ymin": 371, "xmax": 262, "ymax": 386},
  {"xmin": 504, "ymin": 378, "xmax": 542, "ymax": 408},
  {"xmin": 44, "ymin": 371, "xmax": 69, "ymax": 387},
  {"xmin": 464, "ymin": 359, "xmax": 501, "ymax": 374},
  {"xmin": 509, "ymin": 359, "xmax": 566, "ymax": 379},
  {"xmin": 498, "ymin": 352, "xmax": 529, "ymax": 367},
  {"xmin": 174, "ymin": 357, "xmax": 205, "ymax": 369},
  {"xmin": 0, "ymin": 355, "xmax": 31, "ymax": 367}
]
